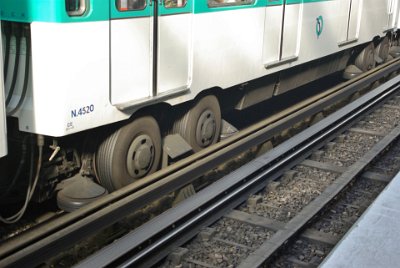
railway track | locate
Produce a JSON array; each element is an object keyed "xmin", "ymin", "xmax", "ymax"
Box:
[
  {"xmin": 74, "ymin": 68, "xmax": 400, "ymax": 267},
  {"xmin": 1, "ymin": 59, "xmax": 400, "ymax": 267}
]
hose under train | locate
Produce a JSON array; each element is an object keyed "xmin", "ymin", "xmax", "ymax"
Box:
[
  {"xmin": 0, "ymin": 135, "xmax": 29, "ymax": 199},
  {"xmin": 0, "ymin": 135, "xmax": 44, "ymax": 224},
  {"xmin": 5, "ymin": 23, "xmax": 21, "ymax": 107},
  {"xmin": 2, "ymin": 22, "xmax": 11, "ymax": 83},
  {"xmin": 7, "ymin": 25, "xmax": 30, "ymax": 116},
  {"xmin": 2, "ymin": 23, "xmax": 30, "ymax": 116},
  {"xmin": 0, "ymin": 23, "xmax": 36, "ymax": 223}
]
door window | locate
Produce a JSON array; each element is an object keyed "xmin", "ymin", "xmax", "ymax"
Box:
[
  {"xmin": 208, "ymin": 0, "xmax": 253, "ymax": 8},
  {"xmin": 164, "ymin": 0, "xmax": 187, "ymax": 8},
  {"xmin": 66, "ymin": 0, "xmax": 87, "ymax": 16},
  {"xmin": 117, "ymin": 0, "xmax": 147, "ymax": 11}
]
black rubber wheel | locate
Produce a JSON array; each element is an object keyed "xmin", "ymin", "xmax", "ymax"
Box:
[
  {"xmin": 355, "ymin": 43, "xmax": 376, "ymax": 72},
  {"xmin": 173, "ymin": 95, "xmax": 221, "ymax": 152},
  {"xmin": 95, "ymin": 116, "xmax": 161, "ymax": 192},
  {"xmin": 376, "ymin": 37, "xmax": 390, "ymax": 62}
]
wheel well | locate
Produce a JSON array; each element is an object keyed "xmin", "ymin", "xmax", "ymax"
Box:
[
  {"xmin": 372, "ymin": 35, "xmax": 382, "ymax": 47},
  {"xmin": 194, "ymin": 87, "xmax": 223, "ymax": 101}
]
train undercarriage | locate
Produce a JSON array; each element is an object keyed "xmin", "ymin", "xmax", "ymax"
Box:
[{"xmin": 1, "ymin": 24, "xmax": 399, "ymax": 222}]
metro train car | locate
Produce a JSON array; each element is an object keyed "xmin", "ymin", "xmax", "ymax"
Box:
[{"xmin": 0, "ymin": 0, "xmax": 399, "ymax": 220}]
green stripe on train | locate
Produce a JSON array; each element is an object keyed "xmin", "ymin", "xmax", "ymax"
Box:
[
  {"xmin": 0, "ymin": 0, "xmax": 109, "ymax": 23},
  {"xmin": 0, "ymin": 0, "xmax": 332, "ymax": 23},
  {"xmin": 193, "ymin": 0, "xmax": 333, "ymax": 15}
]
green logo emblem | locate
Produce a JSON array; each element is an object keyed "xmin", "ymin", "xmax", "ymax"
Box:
[{"xmin": 316, "ymin": 16, "xmax": 324, "ymax": 38}]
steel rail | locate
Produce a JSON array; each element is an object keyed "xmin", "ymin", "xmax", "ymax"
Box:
[
  {"xmin": 0, "ymin": 59, "xmax": 400, "ymax": 267},
  {"xmin": 74, "ymin": 71, "xmax": 400, "ymax": 268}
]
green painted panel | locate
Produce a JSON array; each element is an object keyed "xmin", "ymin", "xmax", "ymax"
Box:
[
  {"xmin": 266, "ymin": 0, "xmax": 283, "ymax": 5},
  {"xmin": 110, "ymin": 0, "xmax": 192, "ymax": 19},
  {"xmin": 0, "ymin": 0, "xmax": 333, "ymax": 22},
  {"xmin": 287, "ymin": 0, "xmax": 333, "ymax": 4},
  {"xmin": 194, "ymin": 0, "xmax": 333, "ymax": 13},
  {"xmin": 194, "ymin": 0, "xmax": 266, "ymax": 14},
  {"xmin": 266, "ymin": 0, "xmax": 332, "ymax": 4},
  {"xmin": 0, "ymin": 0, "xmax": 109, "ymax": 23}
]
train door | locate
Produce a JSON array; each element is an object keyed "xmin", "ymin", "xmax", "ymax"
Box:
[
  {"xmin": 385, "ymin": 0, "xmax": 399, "ymax": 31},
  {"xmin": 110, "ymin": 0, "xmax": 192, "ymax": 108},
  {"xmin": 337, "ymin": 0, "xmax": 362, "ymax": 45},
  {"xmin": 264, "ymin": 1, "xmax": 303, "ymax": 68}
]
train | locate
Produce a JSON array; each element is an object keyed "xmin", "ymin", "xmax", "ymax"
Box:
[{"xmin": 0, "ymin": 0, "xmax": 399, "ymax": 221}]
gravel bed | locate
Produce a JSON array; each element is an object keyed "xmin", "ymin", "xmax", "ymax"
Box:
[
  {"xmin": 388, "ymin": 141, "xmax": 400, "ymax": 154},
  {"xmin": 269, "ymin": 238, "xmax": 331, "ymax": 268},
  {"xmin": 387, "ymin": 96, "xmax": 400, "ymax": 106},
  {"xmin": 292, "ymin": 166, "xmax": 339, "ymax": 187},
  {"xmin": 321, "ymin": 133, "xmax": 380, "ymax": 167},
  {"xmin": 349, "ymin": 178, "xmax": 387, "ymax": 194},
  {"xmin": 356, "ymin": 107, "xmax": 400, "ymax": 133},
  {"xmin": 265, "ymin": 189, "xmax": 320, "ymax": 210},
  {"xmin": 244, "ymin": 204, "xmax": 296, "ymax": 223},
  {"xmin": 311, "ymin": 179, "xmax": 385, "ymax": 236},
  {"xmin": 368, "ymin": 156, "xmax": 400, "ymax": 176},
  {"xmin": 366, "ymin": 139, "xmax": 400, "ymax": 176},
  {"xmin": 311, "ymin": 201, "xmax": 365, "ymax": 236},
  {"xmin": 212, "ymin": 218, "xmax": 274, "ymax": 248},
  {"xmin": 183, "ymin": 239, "xmax": 251, "ymax": 268},
  {"xmin": 239, "ymin": 168, "xmax": 337, "ymax": 223}
]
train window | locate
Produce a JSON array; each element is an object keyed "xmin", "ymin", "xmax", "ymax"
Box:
[
  {"xmin": 65, "ymin": 0, "xmax": 87, "ymax": 16},
  {"xmin": 117, "ymin": 0, "xmax": 147, "ymax": 11},
  {"xmin": 208, "ymin": 0, "xmax": 253, "ymax": 7},
  {"xmin": 164, "ymin": 0, "xmax": 187, "ymax": 8}
]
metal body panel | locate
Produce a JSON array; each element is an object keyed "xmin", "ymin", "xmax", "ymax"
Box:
[
  {"xmin": 111, "ymin": 18, "xmax": 152, "ymax": 105},
  {"xmin": 337, "ymin": 0, "xmax": 362, "ymax": 44},
  {"xmin": 110, "ymin": 10, "xmax": 192, "ymax": 105},
  {"xmin": 158, "ymin": 14, "xmax": 192, "ymax": 95},
  {"xmin": 263, "ymin": 5, "xmax": 283, "ymax": 64},
  {"xmin": 348, "ymin": 0, "xmax": 362, "ymax": 41},
  {"xmin": 190, "ymin": 8, "xmax": 266, "ymax": 94},
  {"xmin": 281, "ymin": 4, "xmax": 302, "ymax": 60},
  {"xmin": 386, "ymin": 0, "xmax": 399, "ymax": 30},
  {"xmin": 26, "ymin": 21, "xmax": 128, "ymax": 137},
  {"xmin": 262, "ymin": 2, "xmax": 302, "ymax": 66},
  {"xmin": 0, "ymin": 21, "xmax": 7, "ymax": 157}
]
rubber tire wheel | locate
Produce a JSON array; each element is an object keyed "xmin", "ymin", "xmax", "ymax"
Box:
[
  {"xmin": 95, "ymin": 116, "xmax": 161, "ymax": 192},
  {"xmin": 376, "ymin": 37, "xmax": 390, "ymax": 62},
  {"xmin": 355, "ymin": 43, "xmax": 376, "ymax": 72},
  {"xmin": 173, "ymin": 95, "xmax": 221, "ymax": 152}
]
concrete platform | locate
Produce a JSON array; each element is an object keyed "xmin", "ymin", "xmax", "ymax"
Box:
[{"xmin": 320, "ymin": 171, "xmax": 400, "ymax": 268}]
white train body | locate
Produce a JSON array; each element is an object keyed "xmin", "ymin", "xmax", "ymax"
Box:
[
  {"xmin": 0, "ymin": 0, "xmax": 398, "ymax": 139},
  {"xmin": 0, "ymin": 21, "xmax": 6, "ymax": 157}
]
